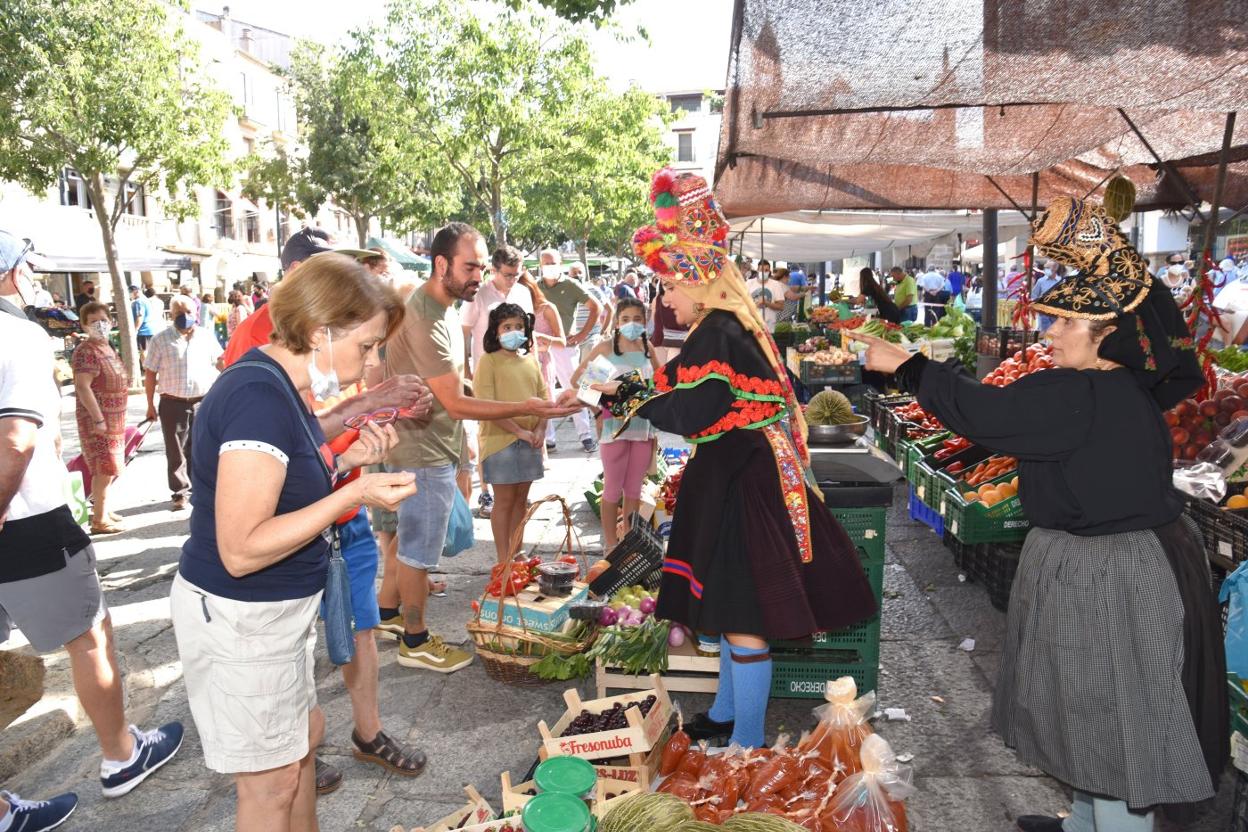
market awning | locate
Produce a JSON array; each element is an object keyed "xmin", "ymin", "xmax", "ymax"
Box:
[
  {"xmin": 31, "ymin": 252, "xmax": 192, "ymax": 273},
  {"xmin": 729, "ymin": 210, "xmax": 1032, "ymax": 261},
  {"xmin": 367, "ymin": 237, "xmax": 429, "ymax": 271},
  {"xmin": 715, "ymin": 0, "xmax": 1248, "ymax": 215}
]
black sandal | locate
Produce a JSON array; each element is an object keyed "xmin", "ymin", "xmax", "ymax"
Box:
[
  {"xmin": 315, "ymin": 757, "xmax": 343, "ymax": 795},
  {"xmin": 351, "ymin": 729, "xmax": 428, "ymax": 777}
]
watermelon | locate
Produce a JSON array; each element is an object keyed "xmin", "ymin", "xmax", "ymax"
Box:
[
  {"xmin": 599, "ymin": 792, "xmax": 694, "ymax": 832},
  {"xmin": 721, "ymin": 813, "xmax": 808, "ymax": 832}
]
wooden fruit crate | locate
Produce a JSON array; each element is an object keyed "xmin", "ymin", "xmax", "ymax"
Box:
[
  {"xmin": 426, "ymin": 785, "xmax": 495, "ymax": 832},
  {"xmin": 537, "ymin": 675, "xmax": 673, "ymax": 761},
  {"xmin": 499, "ymin": 770, "xmax": 640, "ymax": 816},
  {"xmin": 536, "ymin": 724, "xmax": 670, "ymax": 789},
  {"xmin": 595, "ymin": 638, "xmax": 720, "ymax": 698}
]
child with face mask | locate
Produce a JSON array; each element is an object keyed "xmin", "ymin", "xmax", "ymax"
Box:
[
  {"xmin": 472, "ymin": 303, "xmax": 548, "ymax": 565},
  {"xmin": 572, "ymin": 298, "xmax": 662, "ymax": 551}
]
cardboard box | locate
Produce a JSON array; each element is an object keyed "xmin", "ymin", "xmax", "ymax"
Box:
[
  {"xmin": 537, "ymin": 675, "xmax": 673, "ymax": 761},
  {"xmin": 425, "ymin": 785, "xmax": 495, "ymax": 832},
  {"xmin": 477, "ymin": 582, "xmax": 589, "ymax": 633}
]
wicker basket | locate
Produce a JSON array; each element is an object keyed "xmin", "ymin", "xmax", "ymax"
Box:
[{"xmin": 467, "ymin": 495, "xmax": 596, "ymax": 687}]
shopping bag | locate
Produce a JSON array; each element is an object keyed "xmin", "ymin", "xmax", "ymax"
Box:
[
  {"xmin": 323, "ymin": 527, "xmax": 356, "ymax": 666},
  {"xmin": 64, "ymin": 470, "xmax": 90, "ymax": 527},
  {"xmin": 442, "ymin": 488, "xmax": 474, "ymax": 558},
  {"xmin": 1221, "ymin": 558, "xmax": 1248, "ymax": 679}
]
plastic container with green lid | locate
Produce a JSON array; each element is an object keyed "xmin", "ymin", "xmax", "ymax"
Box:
[
  {"xmin": 521, "ymin": 791, "xmax": 593, "ymax": 832},
  {"xmin": 533, "ymin": 756, "xmax": 597, "ymax": 798}
]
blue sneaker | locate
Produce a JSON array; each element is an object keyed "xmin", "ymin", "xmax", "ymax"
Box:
[
  {"xmin": 99, "ymin": 722, "xmax": 184, "ymax": 798},
  {"xmin": 0, "ymin": 790, "xmax": 78, "ymax": 831}
]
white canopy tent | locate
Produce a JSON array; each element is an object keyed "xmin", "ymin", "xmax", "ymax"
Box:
[{"xmin": 729, "ymin": 210, "xmax": 1031, "ymax": 262}]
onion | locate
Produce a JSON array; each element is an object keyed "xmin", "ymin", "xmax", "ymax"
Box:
[
  {"xmin": 639, "ymin": 597, "xmax": 657, "ymax": 615},
  {"xmin": 668, "ymin": 626, "xmax": 686, "ymax": 648},
  {"xmin": 599, "ymin": 607, "xmax": 619, "ymax": 626}
]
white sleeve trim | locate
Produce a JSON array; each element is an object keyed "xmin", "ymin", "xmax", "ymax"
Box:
[{"xmin": 219, "ymin": 440, "xmax": 289, "ymax": 465}]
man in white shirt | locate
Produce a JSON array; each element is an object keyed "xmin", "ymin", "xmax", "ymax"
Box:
[
  {"xmin": 745, "ymin": 261, "xmax": 788, "ymax": 329},
  {"xmin": 143, "ymin": 310, "xmax": 223, "ymax": 509},
  {"xmin": 0, "ymin": 232, "xmax": 184, "ymax": 809}
]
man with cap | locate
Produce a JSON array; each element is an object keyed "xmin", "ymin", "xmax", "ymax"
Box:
[
  {"xmin": 143, "ymin": 308, "xmax": 223, "ymax": 510},
  {"xmin": 0, "ymin": 237, "xmax": 185, "ymax": 816},
  {"xmin": 130, "ymin": 284, "xmax": 153, "ymax": 355}
]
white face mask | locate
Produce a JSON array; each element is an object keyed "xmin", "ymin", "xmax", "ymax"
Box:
[
  {"xmin": 539, "ymin": 264, "xmax": 561, "ymax": 280},
  {"xmin": 308, "ymin": 328, "xmax": 340, "ymax": 402},
  {"xmin": 89, "ymin": 320, "xmax": 111, "ymax": 340}
]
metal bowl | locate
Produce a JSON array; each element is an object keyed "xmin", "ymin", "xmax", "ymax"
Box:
[{"xmin": 807, "ymin": 415, "xmax": 870, "ymax": 445}]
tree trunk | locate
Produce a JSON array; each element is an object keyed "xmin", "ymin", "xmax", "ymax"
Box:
[
  {"xmin": 87, "ymin": 173, "xmax": 140, "ymax": 383},
  {"xmin": 577, "ymin": 238, "xmax": 589, "ymax": 270},
  {"xmin": 354, "ymin": 214, "xmax": 370, "ymax": 248},
  {"xmin": 490, "ymin": 178, "xmax": 506, "ymax": 247}
]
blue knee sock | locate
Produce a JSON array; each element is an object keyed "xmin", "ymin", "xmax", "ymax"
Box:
[
  {"xmin": 727, "ymin": 644, "xmax": 772, "ymax": 748},
  {"xmin": 707, "ymin": 635, "xmax": 735, "ymax": 723}
]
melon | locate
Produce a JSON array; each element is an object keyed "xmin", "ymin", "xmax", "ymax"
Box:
[
  {"xmin": 675, "ymin": 823, "xmax": 723, "ymax": 832},
  {"xmin": 721, "ymin": 813, "xmax": 808, "ymax": 831},
  {"xmin": 598, "ymin": 792, "xmax": 694, "ymax": 832},
  {"xmin": 1103, "ymin": 176, "xmax": 1136, "ymax": 222},
  {"xmin": 806, "ymin": 390, "xmax": 855, "ymax": 426}
]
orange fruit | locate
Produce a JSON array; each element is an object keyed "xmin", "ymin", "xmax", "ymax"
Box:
[
  {"xmin": 1011, "ymin": 476, "xmax": 1019, "ymax": 487},
  {"xmin": 980, "ymin": 486, "xmax": 1000, "ymax": 506},
  {"xmin": 1227, "ymin": 494, "xmax": 1248, "ymax": 510},
  {"xmin": 978, "ymin": 483, "xmax": 996, "ymax": 497},
  {"xmin": 997, "ymin": 482, "xmax": 1017, "ymax": 499},
  {"xmin": 963, "ymin": 491, "xmax": 979, "ymax": 503}
]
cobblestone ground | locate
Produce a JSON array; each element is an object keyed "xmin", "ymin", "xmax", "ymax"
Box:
[{"xmin": 0, "ymin": 392, "xmax": 1233, "ymax": 830}]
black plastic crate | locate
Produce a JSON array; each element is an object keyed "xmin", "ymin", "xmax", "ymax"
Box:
[
  {"xmin": 588, "ymin": 513, "xmax": 663, "ymax": 597},
  {"xmin": 980, "ymin": 542, "xmax": 1022, "ymax": 612},
  {"xmin": 1186, "ymin": 496, "xmax": 1248, "ymax": 573},
  {"xmin": 1231, "ymin": 765, "xmax": 1248, "ymax": 832}
]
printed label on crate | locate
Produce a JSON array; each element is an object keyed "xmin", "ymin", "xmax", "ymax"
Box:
[
  {"xmin": 478, "ymin": 584, "xmax": 588, "ymax": 633},
  {"xmin": 916, "ymin": 484, "xmax": 925, "ymax": 499},
  {"xmin": 864, "ymin": 529, "xmax": 877, "ymax": 539},
  {"xmin": 1222, "ymin": 541, "xmax": 1234, "ymax": 559},
  {"xmin": 951, "ymin": 520, "xmax": 959, "ymax": 535},
  {"xmin": 1003, "ymin": 520, "xmax": 1030, "ymax": 529},
  {"xmin": 785, "ymin": 679, "xmax": 829, "ymax": 695}
]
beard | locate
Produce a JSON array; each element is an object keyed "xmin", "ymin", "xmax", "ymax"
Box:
[{"xmin": 443, "ymin": 272, "xmax": 481, "ymax": 301}]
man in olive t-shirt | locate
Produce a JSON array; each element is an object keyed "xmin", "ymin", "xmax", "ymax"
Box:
[{"xmin": 382, "ymin": 224, "xmax": 579, "ymax": 674}]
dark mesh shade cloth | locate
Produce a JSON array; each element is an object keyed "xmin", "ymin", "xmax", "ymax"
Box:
[{"xmin": 715, "ymin": 0, "xmax": 1248, "ymax": 216}]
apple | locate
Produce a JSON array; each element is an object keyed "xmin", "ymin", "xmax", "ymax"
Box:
[
  {"xmin": 1216, "ymin": 411, "xmax": 1234, "ymax": 427},
  {"xmin": 1183, "ymin": 443, "xmax": 1201, "ymax": 460},
  {"xmin": 1172, "ymin": 427, "xmax": 1191, "ymax": 445},
  {"xmin": 1164, "ymin": 411, "xmax": 1181, "ymax": 427},
  {"xmin": 1177, "ymin": 399, "xmax": 1199, "ymax": 418},
  {"xmin": 1234, "ymin": 410, "xmax": 1248, "ymax": 422},
  {"xmin": 1201, "ymin": 400, "xmax": 1221, "ymax": 418},
  {"xmin": 1223, "ymin": 395, "xmax": 1245, "ymax": 413},
  {"xmin": 1193, "ymin": 430, "xmax": 1214, "ymax": 448},
  {"xmin": 1236, "ymin": 384, "xmax": 1248, "ymax": 399},
  {"xmin": 1217, "ymin": 389, "xmax": 1237, "ymax": 402}
]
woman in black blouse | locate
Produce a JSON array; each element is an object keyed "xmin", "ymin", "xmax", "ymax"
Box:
[
  {"xmin": 854, "ymin": 266, "xmax": 903, "ymax": 325},
  {"xmin": 863, "ymin": 198, "xmax": 1226, "ymax": 832}
]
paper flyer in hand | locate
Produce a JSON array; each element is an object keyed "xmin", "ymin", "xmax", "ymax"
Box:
[{"xmin": 577, "ymin": 355, "xmax": 617, "ymax": 406}]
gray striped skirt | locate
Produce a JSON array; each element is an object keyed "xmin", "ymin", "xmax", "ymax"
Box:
[{"xmin": 991, "ymin": 524, "xmax": 1216, "ymax": 809}]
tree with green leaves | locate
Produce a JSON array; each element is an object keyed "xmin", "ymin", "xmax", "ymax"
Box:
[
  {"xmin": 511, "ymin": 0, "xmax": 635, "ymax": 24},
  {"xmin": 392, "ymin": 1, "xmax": 608, "ymax": 247},
  {"xmin": 243, "ymin": 32, "xmax": 458, "ymax": 248},
  {"xmin": 0, "ymin": 0, "xmax": 232, "ymax": 378},
  {"xmin": 514, "ymin": 84, "xmax": 672, "ymax": 265}
]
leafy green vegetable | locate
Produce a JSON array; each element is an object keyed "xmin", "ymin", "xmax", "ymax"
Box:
[
  {"xmin": 533, "ymin": 618, "xmax": 671, "ymax": 680},
  {"xmin": 1214, "ymin": 346, "xmax": 1248, "ymax": 373}
]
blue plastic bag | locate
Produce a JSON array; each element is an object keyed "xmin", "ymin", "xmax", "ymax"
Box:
[
  {"xmin": 442, "ymin": 488, "xmax": 474, "ymax": 558},
  {"xmin": 1220, "ymin": 559, "xmax": 1248, "ymax": 679}
]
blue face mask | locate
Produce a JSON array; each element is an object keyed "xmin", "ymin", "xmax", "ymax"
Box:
[
  {"xmin": 618, "ymin": 322, "xmax": 646, "ymax": 341},
  {"xmin": 499, "ymin": 330, "xmax": 527, "ymax": 351}
]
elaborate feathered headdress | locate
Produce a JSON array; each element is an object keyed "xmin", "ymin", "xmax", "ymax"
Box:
[{"xmin": 632, "ymin": 168, "xmax": 730, "ymax": 285}]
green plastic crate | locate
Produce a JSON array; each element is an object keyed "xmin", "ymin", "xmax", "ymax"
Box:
[
  {"xmin": 910, "ymin": 459, "xmax": 943, "ymax": 511},
  {"xmin": 771, "ymin": 652, "xmax": 879, "ymax": 699},
  {"xmin": 830, "ymin": 507, "xmax": 885, "ymax": 562},
  {"xmin": 944, "ymin": 475, "xmax": 1029, "ymax": 544}
]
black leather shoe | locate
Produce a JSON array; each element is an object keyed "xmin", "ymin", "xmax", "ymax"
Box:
[
  {"xmin": 685, "ymin": 711, "xmax": 734, "ymax": 742},
  {"xmin": 1016, "ymin": 816, "xmax": 1065, "ymax": 832}
]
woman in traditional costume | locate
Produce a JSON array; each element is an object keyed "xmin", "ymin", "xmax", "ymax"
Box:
[
  {"xmin": 862, "ymin": 197, "xmax": 1226, "ymax": 831},
  {"xmin": 596, "ymin": 169, "xmax": 878, "ymax": 749}
]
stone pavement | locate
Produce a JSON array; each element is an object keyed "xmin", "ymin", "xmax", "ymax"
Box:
[{"xmin": 0, "ymin": 391, "xmax": 1235, "ymax": 830}]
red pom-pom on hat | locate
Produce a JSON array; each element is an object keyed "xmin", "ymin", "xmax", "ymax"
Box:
[{"xmin": 650, "ymin": 168, "xmax": 678, "ymax": 205}]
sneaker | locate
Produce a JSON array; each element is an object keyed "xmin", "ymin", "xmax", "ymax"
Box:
[
  {"xmin": 0, "ymin": 790, "xmax": 78, "ymax": 831},
  {"xmin": 545, "ymin": 439, "xmax": 557, "ymax": 452},
  {"xmin": 397, "ymin": 634, "xmax": 474, "ymax": 673},
  {"xmin": 375, "ymin": 613, "xmax": 404, "ymax": 639},
  {"xmin": 99, "ymin": 722, "xmax": 184, "ymax": 798},
  {"xmin": 170, "ymin": 496, "xmax": 187, "ymax": 512},
  {"xmin": 478, "ymin": 492, "xmax": 494, "ymax": 519},
  {"xmin": 581, "ymin": 438, "xmax": 599, "ymax": 453}
]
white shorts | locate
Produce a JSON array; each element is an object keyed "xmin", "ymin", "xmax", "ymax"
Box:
[{"xmin": 170, "ymin": 573, "xmax": 320, "ymax": 774}]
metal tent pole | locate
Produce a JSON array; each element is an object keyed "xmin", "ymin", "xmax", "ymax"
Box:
[{"xmin": 983, "ymin": 209, "xmax": 999, "ymax": 331}]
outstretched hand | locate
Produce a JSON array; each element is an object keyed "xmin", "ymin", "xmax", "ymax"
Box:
[
  {"xmin": 855, "ymin": 333, "xmax": 914, "ymax": 375},
  {"xmin": 527, "ymin": 396, "xmax": 584, "ymax": 419}
]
